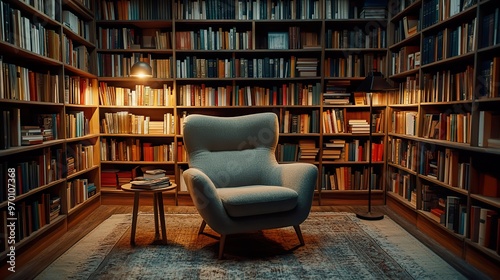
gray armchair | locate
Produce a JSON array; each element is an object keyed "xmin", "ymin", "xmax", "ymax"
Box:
[{"xmin": 182, "ymin": 112, "xmax": 318, "ymax": 258}]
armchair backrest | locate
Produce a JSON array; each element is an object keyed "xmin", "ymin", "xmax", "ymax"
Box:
[{"xmin": 183, "ymin": 113, "xmax": 279, "ymax": 188}]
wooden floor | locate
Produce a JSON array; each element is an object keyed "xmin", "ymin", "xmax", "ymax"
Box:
[{"xmin": 10, "ymin": 205, "xmax": 486, "ymax": 280}]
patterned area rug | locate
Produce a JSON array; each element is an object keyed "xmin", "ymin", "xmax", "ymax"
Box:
[{"xmin": 36, "ymin": 212, "xmax": 465, "ymax": 279}]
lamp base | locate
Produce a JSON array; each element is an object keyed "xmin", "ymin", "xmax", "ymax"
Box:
[{"xmin": 356, "ymin": 211, "xmax": 384, "ymax": 221}]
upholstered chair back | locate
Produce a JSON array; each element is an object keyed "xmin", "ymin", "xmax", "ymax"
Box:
[{"xmin": 182, "ymin": 113, "xmax": 279, "ymax": 188}]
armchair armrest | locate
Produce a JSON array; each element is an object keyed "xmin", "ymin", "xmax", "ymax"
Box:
[
  {"xmin": 274, "ymin": 162, "xmax": 318, "ymax": 213},
  {"xmin": 183, "ymin": 168, "xmax": 229, "ymax": 228}
]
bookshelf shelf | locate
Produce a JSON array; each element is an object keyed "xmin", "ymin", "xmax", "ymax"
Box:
[
  {"xmin": 389, "ymin": 68, "xmax": 419, "ymax": 79},
  {"xmin": 387, "ymin": 191, "xmax": 417, "ymax": 208},
  {"xmin": 388, "ymin": 162, "xmax": 417, "ymax": 175},
  {"xmin": 101, "ymin": 161, "xmax": 176, "ymax": 165},
  {"xmin": 63, "ymin": 0, "xmax": 94, "ymax": 20},
  {"xmin": 390, "ymin": 0, "xmax": 422, "ymax": 22},
  {"xmin": 421, "ymin": 52, "xmax": 475, "ymax": 69},
  {"xmin": 67, "ymin": 193, "xmax": 101, "ymax": 215},
  {"xmin": 67, "ymin": 165, "xmax": 100, "ymax": 180},
  {"xmin": 418, "ymin": 209, "xmax": 467, "ymax": 237},
  {"xmin": 62, "ymin": 26, "xmax": 96, "ymax": 49},
  {"xmin": 0, "ymin": 140, "xmax": 66, "ymax": 157},
  {"xmin": 0, "ymin": 42, "xmax": 63, "ymax": 66},
  {"xmin": 470, "ymin": 194, "xmax": 500, "ymax": 209},
  {"xmin": 418, "ymin": 175, "xmax": 469, "ymax": 195}
]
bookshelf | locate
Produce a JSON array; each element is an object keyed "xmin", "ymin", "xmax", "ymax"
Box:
[
  {"xmin": 92, "ymin": 1, "xmax": 389, "ymax": 204},
  {"xmin": 387, "ymin": 0, "xmax": 500, "ymax": 276},
  {"xmin": 94, "ymin": 1, "xmax": 178, "ymax": 202},
  {"xmin": 0, "ymin": 0, "xmax": 100, "ymax": 273}
]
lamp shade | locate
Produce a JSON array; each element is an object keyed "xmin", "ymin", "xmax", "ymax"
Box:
[
  {"xmin": 356, "ymin": 71, "xmax": 395, "ymax": 92},
  {"xmin": 130, "ymin": 61, "xmax": 152, "ymax": 78}
]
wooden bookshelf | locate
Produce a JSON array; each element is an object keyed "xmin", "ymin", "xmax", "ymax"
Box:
[
  {"xmin": 387, "ymin": 0, "xmax": 500, "ymax": 276},
  {"xmin": 0, "ymin": 0, "xmax": 100, "ymax": 275}
]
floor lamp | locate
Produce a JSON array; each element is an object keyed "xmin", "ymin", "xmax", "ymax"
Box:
[{"xmin": 355, "ymin": 71, "xmax": 394, "ymax": 221}]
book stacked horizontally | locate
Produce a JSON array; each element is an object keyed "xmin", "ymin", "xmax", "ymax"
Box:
[
  {"xmin": 21, "ymin": 126, "xmax": 44, "ymax": 145},
  {"xmin": 349, "ymin": 120, "xmax": 370, "ymax": 134},
  {"xmin": 130, "ymin": 169, "xmax": 171, "ymax": 189},
  {"xmin": 323, "ymin": 139, "xmax": 345, "ymax": 161}
]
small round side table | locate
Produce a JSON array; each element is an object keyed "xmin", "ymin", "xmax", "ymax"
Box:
[{"xmin": 121, "ymin": 183, "xmax": 177, "ymax": 245}]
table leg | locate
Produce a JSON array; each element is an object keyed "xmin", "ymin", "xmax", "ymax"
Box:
[
  {"xmin": 153, "ymin": 193, "xmax": 160, "ymax": 240},
  {"xmin": 158, "ymin": 192, "xmax": 167, "ymax": 243},
  {"xmin": 131, "ymin": 192, "xmax": 140, "ymax": 245}
]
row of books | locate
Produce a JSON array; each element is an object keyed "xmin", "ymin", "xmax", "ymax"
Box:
[
  {"xmin": 470, "ymin": 206, "xmax": 500, "ymax": 254},
  {"xmin": 421, "ymin": 188, "xmax": 467, "ymax": 235},
  {"xmin": 390, "ymin": 75, "xmax": 420, "ymax": 105},
  {"xmin": 389, "ymin": 170, "xmax": 417, "ymax": 205},
  {"xmin": 62, "ymin": 10, "xmax": 91, "ymax": 40},
  {"xmin": 178, "ymin": 82, "xmax": 322, "ymax": 106},
  {"xmin": 176, "ymin": 56, "xmax": 302, "ymax": 79},
  {"xmin": 97, "ymin": 27, "xmax": 172, "ymax": 50},
  {"xmin": 390, "ymin": 46, "xmax": 420, "ymax": 75},
  {"xmin": 421, "ymin": 0, "xmax": 476, "ymax": 29},
  {"xmin": 100, "ymin": 138, "xmax": 176, "ymax": 162},
  {"xmin": 96, "ymin": 54, "xmax": 172, "ymax": 78},
  {"xmin": 176, "ymin": 28, "xmax": 251, "ymax": 50},
  {"xmin": 0, "ymin": 110, "xmax": 60, "ymax": 150},
  {"xmin": 67, "ymin": 179, "xmax": 96, "ymax": 210},
  {"xmin": 67, "ymin": 143, "xmax": 94, "ymax": 176},
  {"xmin": 322, "ymin": 109, "xmax": 384, "ymax": 134},
  {"xmin": 325, "ymin": 27, "xmax": 386, "ymax": 49},
  {"xmin": 478, "ymin": 111, "xmax": 500, "ymax": 148},
  {"xmin": 98, "ymin": 83, "xmax": 175, "ymax": 107},
  {"xmin": 280, "ymin": 110, "xmax": 320, "ymax": 134},
  {"xmin": 390, "ymin": 110, "xmax": 417, "ymax": 136},
  {"xmin": 101, "ymin": 112, "xmax": 175, "ymax": 135},
  {"xmin": 393, "ymin": 15, "xmax": 419, "ymax": 44},
  {"xmin": 421, "ymin": 113, "xmax": 471, "ymax": 144},
  {"xmin": 478, "ymin": 57, "xmax": 500, "ymax": 99},
  {"xmin": 0, "ymin": 149, "xmax": 63, "ymax": 203},
  {"xmin": 97, "ymin": 0, "xmax": 172, "ymax": 20},
  {"xmin": 387, "ymin": 138, "xmax": 418, "ymax": 172},
  {"xmin": 176, "ymin": 0, "xmax": 236, "ymax": 20},
  {"xmin": 65, "ymin": 76, "xmax": 97, "ymax": 105},
  {"xmin": 322, "ymin": 166, "xmax": 381, "ymax": 191},
  {"xmin": 324, "ymin": 54, "xmax": 387, "ymax": 78},
  {"xmin": 63, "ymin": 36, "xmax": 90, "ymax": 72},
  {"xmin": 480, "ymin": 7, "xmax": 500, "ymax": 49},
  {"xmin": 0, "ymin": 59, "xmax": 60, "ymax": 102},
  {"xmin": 0, "ymin": 193, "xmax": 59, "ymax": 249},
  {"xmin": 421, "ymin": 67, "xmax": 474, "ymax": 103},
  {"xmin": 234, "ymin": 0, "xmax": 320, "ymax": 20},
  {"xmin": 1, "ymin": 2, "xmax": 60, "ymax": 59},
  {"xmin": 420, "ymin": 147, "xmax": 470, "ymax": 190},
  {"xmin": 323, "ymin": 139, "xmax": 384, "ymax": 162},
  {"xmin": 65, "ymin": 111, "xmax": 90, "ymax": 139}
]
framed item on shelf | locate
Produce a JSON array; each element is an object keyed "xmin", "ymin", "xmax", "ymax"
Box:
[{"xmin": 268, "ymin": 32, "xmax": 289, "ymax": 49}]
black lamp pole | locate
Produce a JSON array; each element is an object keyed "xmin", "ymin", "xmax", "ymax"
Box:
[
  {"xmin": 355, "ymin": 91, "xmax": 384, "ymax": 220},
  {"xmin": 355, "ymin": 71, "xmax": 394, "ymax": 221}
]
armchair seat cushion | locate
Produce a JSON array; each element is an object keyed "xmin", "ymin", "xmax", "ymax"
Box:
[{"xmin": 217, "ymin": 185, "xmax": 298, "ymax": 217}]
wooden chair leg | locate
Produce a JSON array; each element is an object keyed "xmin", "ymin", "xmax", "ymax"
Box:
[
  {"xmin": 198, "ymin": 220, "xmax": 207, "ymax": 234},
  {"xmin": 218, "ymin": 234, "xmax": 226, "ymax": 259},
  {"xmin": 293, "ymin": 225, "xmax": 305, "ymax": 246}
]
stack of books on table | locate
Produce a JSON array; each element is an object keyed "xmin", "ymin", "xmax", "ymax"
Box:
[{"xmin": 130, "ymin": 169, "xmax": 171, "ymax": 189}]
